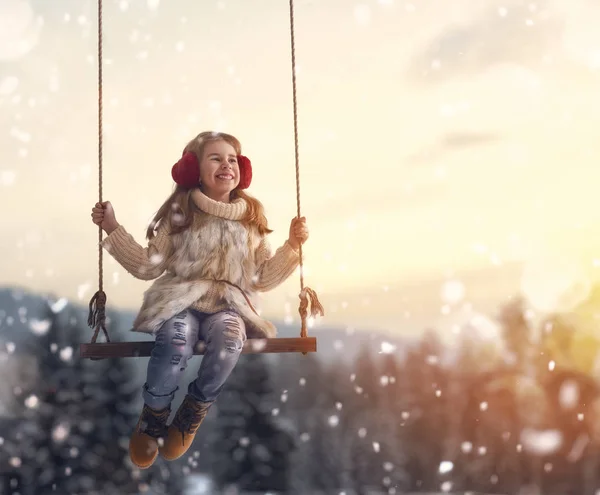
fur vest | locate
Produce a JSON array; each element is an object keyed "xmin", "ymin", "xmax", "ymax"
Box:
[{"xmin": 111, "ymin": 189, "xmax": 300, "ymax": 338}]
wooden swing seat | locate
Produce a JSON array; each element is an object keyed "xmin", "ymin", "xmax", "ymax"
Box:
[{"xmin": 80, "ymin": 336, "xmax": 316, "ymax": 358}]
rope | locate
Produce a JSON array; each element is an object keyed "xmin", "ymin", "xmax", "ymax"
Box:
[
  {"xmin": 288, "ymin": 0, "xmax": 324, "ymax": 347},
  {"xmin": 87, "ymin": 0, "xmax": 110, "ymax": 348}
]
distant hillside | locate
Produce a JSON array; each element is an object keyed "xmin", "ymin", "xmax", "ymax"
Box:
[{"xmin": 0, "ymin": 285, "xmax": 416, "ymax": 363}]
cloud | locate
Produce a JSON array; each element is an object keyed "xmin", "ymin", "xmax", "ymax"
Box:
[
  {"xmin": 407, "ymin": 1, "xmax": 564, "ymax": 84},
  {"xmin": 439, "ymin": 131, "xmax": 500, "ymax": 150},
  {"xmin": 406, "ymin": 131, "xmax": 501, "ymax": 165}
]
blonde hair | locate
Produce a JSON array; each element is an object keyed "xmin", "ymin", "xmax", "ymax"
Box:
[{"xmin": 146, "ymin": 131, "xmax": 273, "ymax": 240}]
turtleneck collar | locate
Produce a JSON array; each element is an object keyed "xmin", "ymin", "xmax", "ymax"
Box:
[{"xmin": 191, "ymin": 188, "xmax": 247, "ymax": 220}]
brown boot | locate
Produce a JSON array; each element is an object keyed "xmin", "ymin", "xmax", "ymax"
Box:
[
  {"xmin": 129, "ymin": 404, "xmax": 170, "ymax": 469},
  {"xmin": 159, "ymin": 394, "xmax": 214, "ymax": 461}
]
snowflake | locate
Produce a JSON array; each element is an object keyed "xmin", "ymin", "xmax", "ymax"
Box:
[
  {"xmin": 29, "ymin": 318, "xmax": 51, "ymax": 336},
  {"xmin": 0, "ymin": 0, "xmax": 42, "ymax": 62},
  {"xmin": 49, "ymin": 297, "xmax": 68, "ymax": 313},
  {"xmin": 24, "ymin": 394, "xmax": 39, "ymax": 408},
  {"xmin": 441, "ymin": 279, "xmax": 465, "ymax": 305},
  {"xmin": 0, "ymin": 170, "xmax": 16, "ymax": 186},
  {"xmin": 77, "ymin": 283, "xmax": 91, "ymax": 300},
  {"xmin": 426, "ymin": 354, "xmax": 439, "ymax": 365},
  {"xmin": 559, "ymin": 380, "xmax": 580, "ymax": 410},
  {"xmin": 60, "ymin": 346, "xmax": 73, "ymax": 362},
  {"xmin": 379, "ymin": 341, "xmax": 396, "ymax": 354},
  {"xmin": 441, "ymin": 481, "xmax": 453, "ymax": 492},
  {"xmin": 439, "ymin": 460, "xmax": 453, "ymax": 474},
  {"xmin": 249, "ymin": 339, "xmax": 266, "ymax": 352},
  {"xmin": 52, "ymin": 423, "xmax": 70, "ymax": 443},
  {"xmin": 0, "ymin": 75, "xmax": 19, "ymax": 95}
]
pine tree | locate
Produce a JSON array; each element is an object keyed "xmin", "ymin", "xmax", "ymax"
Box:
[
  {"xmin": 378, "ymin": 352, "xmax": 410, "ymax": 492},
  {"xmin": 211, "ymin": 353, "xmax": 296, "ymax": 493},
  {"xmin": 401, "ymin": 329, "xmax": 449, "ymax": 492},
  {"xmin": 311, "ymin": 357, "xmax": 355, "ymax": 493},
  {"xmin": 348, "ymin": 346, "xmax": 389, "ymax": 493},
  {"xmin": 19, "ymin": 302, "xmax": 81, "ymax": 494},
  {"xmin": 272, "ymin": 352, "xmax": 324, "ymax": 494},
  {"xmin": 5, "ymin": 298, "xmax": 184, "ymax": 495}
]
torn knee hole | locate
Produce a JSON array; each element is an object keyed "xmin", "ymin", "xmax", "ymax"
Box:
[
  {"xmin": 223, "ymin": 339, "xmax": 243, "ymax": 352},
  {"xmin": 171, "ymin": 337, "xmax": 187, "ymax": 346},
  {"xmin": 223, "ymin": 329, "xmax": 244, "ymax": 352},
  {"xmin": 224, "ymin": 326, "xmax": 244, "ymax": 341}
]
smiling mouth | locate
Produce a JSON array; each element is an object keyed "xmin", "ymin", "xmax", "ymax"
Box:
[{"xmin": 216, "ymin": 174, "xmax": 234, "ymax": 180}]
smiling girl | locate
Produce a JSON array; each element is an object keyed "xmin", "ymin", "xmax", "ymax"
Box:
[{"xmin": 91, "ymin": 131, "xmax": 309, "ymax": 468}]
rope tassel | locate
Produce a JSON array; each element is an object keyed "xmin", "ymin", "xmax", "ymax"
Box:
[
  {"xmin": 298, "ymin": 287, "xmax": 325, "ymax": 338},
  {"xmin": 87, "ymin": 290, "xmax": 110, "ymax": 344}
]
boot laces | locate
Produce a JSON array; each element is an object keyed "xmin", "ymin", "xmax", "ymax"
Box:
[
  {"xmin": 140, "ymin": 406, "xmax": 169, "ymax": 438},
  {"xmin": 174, "ymin": 398, "xmax": 210, "ymax": 445}
]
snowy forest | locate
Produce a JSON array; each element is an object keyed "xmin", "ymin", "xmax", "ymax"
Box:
[{"xmin": 2, "ymin": 285, "xmax": 600, "ymax": 495}]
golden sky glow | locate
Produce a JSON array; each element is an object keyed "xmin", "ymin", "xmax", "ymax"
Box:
[{"xmin": 1, "ymin": 0, "xmax": 599, "ymax": 337}]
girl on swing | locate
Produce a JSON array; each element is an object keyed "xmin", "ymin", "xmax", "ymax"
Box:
[{"xmin": 90, "ymin": 131, "xmax": 309, "ymax": 469}]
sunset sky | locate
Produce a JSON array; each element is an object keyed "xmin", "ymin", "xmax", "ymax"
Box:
[{"xmin": 1, "ymin": 0, "xmax": 599, "ymax": 341}]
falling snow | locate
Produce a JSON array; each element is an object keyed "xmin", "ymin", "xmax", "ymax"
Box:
[
  {"xmin": 1, "ymin": 0, "xmax": 599, "ymax": 493},
  {"xmin": 521, "ymin": 428, "xmax": 563, "ymax": 456}
]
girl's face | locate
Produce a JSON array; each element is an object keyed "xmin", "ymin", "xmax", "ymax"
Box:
[{"xmin": 198, "ymin": 140, "xmax": 240, "ymax": 202}]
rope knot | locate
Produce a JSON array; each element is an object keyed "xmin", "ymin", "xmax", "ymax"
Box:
[
  {"xmin": 88, "ymin": 289, "xmax": 110, "ymax": 344},
  {"xmin": 298, "ymin": 287, "xmax": 325, "ymax": 338}
]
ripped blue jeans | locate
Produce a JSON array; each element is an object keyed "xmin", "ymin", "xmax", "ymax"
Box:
[{"xmin": 142, "ymin": 309, "xmax": 246, "ymax": 411}]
